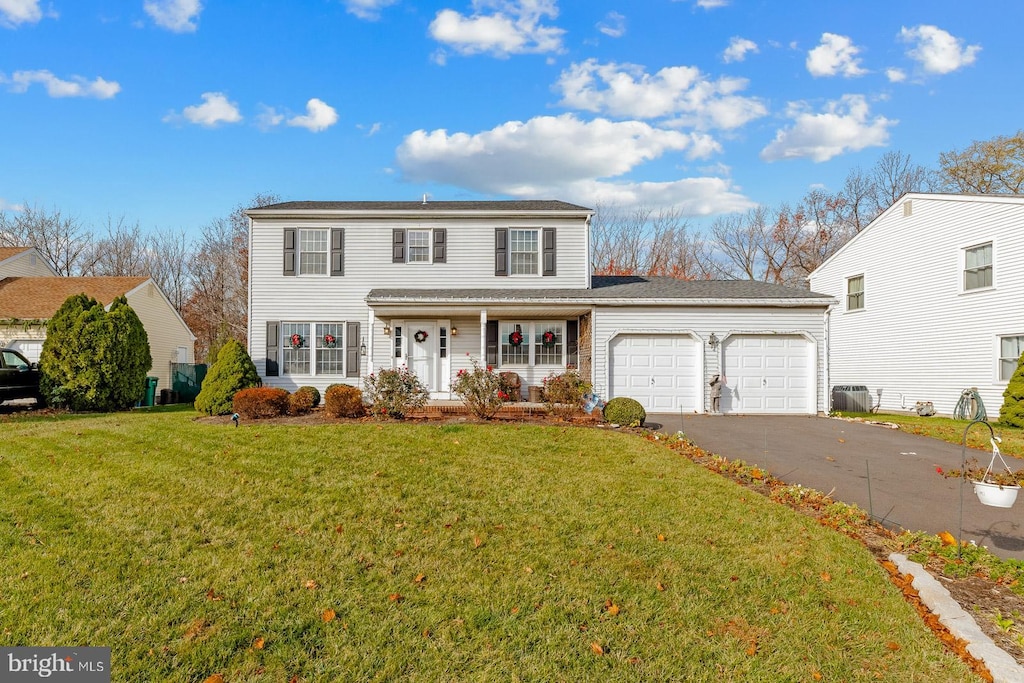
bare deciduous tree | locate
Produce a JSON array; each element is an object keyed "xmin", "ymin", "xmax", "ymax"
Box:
[
  {"xmin": 0, "ymin": 204, "xmax": 95, "ymax": 275},
  {"xmin": 84, "ymin": 215, "xmax": 150, "ymax": 277}
]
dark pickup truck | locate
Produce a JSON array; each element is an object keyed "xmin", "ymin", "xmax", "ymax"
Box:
[{"xmin": 0, "ymin": 348, "xmax": 44, "ymax": 406}]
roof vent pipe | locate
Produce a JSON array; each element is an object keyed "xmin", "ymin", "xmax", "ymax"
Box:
[{"xmin": 422, "ymin": 194, "xmax": 428, "ymax": 205}]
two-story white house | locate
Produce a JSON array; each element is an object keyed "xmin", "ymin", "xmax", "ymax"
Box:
[
  {"xmin": 809, "ymin": 192, "xmax": 1024, "ymax": 416},
  {"xmin": 248, "ymin": 200, "xmax": 834, "ymax": 414}
]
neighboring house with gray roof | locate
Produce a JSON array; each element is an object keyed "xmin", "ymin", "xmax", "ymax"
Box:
[{"xmin": 248, "ymin": 200, "xmax": 834, "ymax": 414}]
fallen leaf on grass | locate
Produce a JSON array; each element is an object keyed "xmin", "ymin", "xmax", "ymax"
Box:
[
  {"xmin": 745, "ymin": 640, "xmax": 758, "ymax": 656},
  {"xmin": 820, "ymin": 572, "xmax": 832, "ymax": 582},
  {"xmin": 322, "ymin": 609, "xmax": 336, "ymax": 623},
  {"xmin": 590, "ymin": 642, "xmax": 605, "ymax": 655},
  {"xmin": 203, "ymin": 675, "xmax": 224, "ymax": 683},
  {"xmin": 414, "ymin": 573, "xmax": 427, "ymax": 584},
  {"xmin": 205, "ymin": 588, "xmax": 223, "ymax": 601},
  {"xmin": 812, "ymin": 671, "xmax": 823, "ymax": 680},
  {"xmin": 388, "ymin": 593, "xmax": 404, "ymax": 603},
  {"xmin": 886, "ymin": 642, "xmax": 901, "ymax": 651},
  {"xmin": 657, "ymin": 534, "xmax": 666, "ymax": 542},
  {"xmin": 656, "ymin": 582, "xmax": 665, "ymax": 592},
  {"xmin": 473, "ymin": 536, "xmax": 483, "ymax": 548},
  {"xmin": 305, "ymin": 580, "xmax": 319, "ymax": 590},
  {"xmin": 252, "ymin": 637, "xmax": 265, "ymax": 650},
  {"xmin": 335, "ymin": 524, "xmax": 344, "ymax": 534},
  {"xmin": 604, "ymin": 599, "xmax": 620, "ymax": 616},
  {"xmin": 524, "ymin": 566, "xmax": 533, "ymax": 574},
  {"xmin": 938, "ymin": 531, "xmax": 957, "ymax": 547}
]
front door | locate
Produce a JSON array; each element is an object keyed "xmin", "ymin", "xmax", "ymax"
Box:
[{"xmin": 407, "ymin": 323, "xmax": 439, "ymax": 393}]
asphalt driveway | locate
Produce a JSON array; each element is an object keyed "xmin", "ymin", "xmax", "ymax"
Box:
[{"xmin": 649, "ymin": 414, "xmax": 1024, "ymax": 561}]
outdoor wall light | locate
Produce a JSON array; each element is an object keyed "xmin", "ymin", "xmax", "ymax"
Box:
[
  {"xmin": 360, "ymin": 338, "xmax": 367, "ymax": 356},
  {"xmin": 451, "ymin": 327, "xmax": 459, "ymax": 336},
  {"xmin": 383, "ymin": 324, "xmax": 391, "ymax": 336},
  {"xmin": 708, "ymin": 332, "xmax": 720, "ymax": 349}
]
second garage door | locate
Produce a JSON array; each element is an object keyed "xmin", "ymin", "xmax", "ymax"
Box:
[
  {"xmin": 721, "ymin": 335, "xmax": 812, "ymax": 414},
  {"xmin": 609, "ymin": 334, "xmax": 699, "ymax": 413}
]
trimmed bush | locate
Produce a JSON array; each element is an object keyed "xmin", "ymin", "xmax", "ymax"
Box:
[
  {"xmin": 603, "ymin": 397, "xmax": 646, "ymax": 426},
  {"xmin": 1001, "ymin": 352, "xmax": 1024, "ymax": 428},
  {"xmin": 296, "ymin": 385, "xmax": 321, "ymax": 408},
  {"xmin": 452, "ymin": 359, "xmax": 506, "ymax": 419},
  {"xmin": 324, "ymin": 384, "xmax": 366, "ymax": 418},
  {"xmin": 542, "ymin": 370, "xmax": 592, "ymax": 419},
  {"xmin": 233, "ymin": 387, "xmax": 290, "ymax": 419},
  {"xmin": 195, "ymin": 339, "xmax": 261, "ymax": 416},
  {"xmin": 363, "ymin": 366, "xmax": 429, "ymax": 419},
  {"xmin": 39, "ymin": 294, "xmax": 152, "ymax": 412},
  {"xmin": 288, "ymin": 389, "xmax": 317, "ymax": 416}
]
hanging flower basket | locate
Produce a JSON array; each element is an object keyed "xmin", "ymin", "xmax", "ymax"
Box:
[
  {"xmin": 972, "ymin": 480, "xmax": 1021, "ymax": 508},
  {"xmin": 508, "ymin": 330, "xmax": 524, "ymax": 347},
  {"xmin": 541, "ymin": 330, "xmax": 556, "ymax": 347},
  {"xmin": 290, "ymin": 333, "xmax": 304, "ymax": 349},
  {"xmin": 414, "ymin": 330, "xmax": 429, "ymax": 343},
  {"xmin": 322, "ymin": 333, "xmax": 337, "ymax": 348}
]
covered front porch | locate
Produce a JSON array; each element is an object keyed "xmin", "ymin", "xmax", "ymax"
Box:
[{"xmin": 365, "ymin": 291, "xmax": 591, "ymax": 400}]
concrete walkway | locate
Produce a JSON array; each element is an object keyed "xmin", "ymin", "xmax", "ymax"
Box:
[{"xmin": 649, "ymin": 414, "xmax": 1024, "ymax": 561}]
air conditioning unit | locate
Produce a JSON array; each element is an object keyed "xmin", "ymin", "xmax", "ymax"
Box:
[{"xmin": 831, "ymin": 385, "xmax": 871, "ymax": 412}]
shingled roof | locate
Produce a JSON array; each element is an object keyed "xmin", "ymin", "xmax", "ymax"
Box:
[
  {"xmin": 0, "ymin": 276, "xmax": 149, "ymax": 319},
  {"xmin": 248, "ymin": 200, "xmax": 592, "ymax": 214},
  {"xmin": 368, "ymin": 276, "xmax": 832, "ymax": 305},
  {"xmin": 0, "ymin": 246, "xmax": 31, "ymax": 262}
]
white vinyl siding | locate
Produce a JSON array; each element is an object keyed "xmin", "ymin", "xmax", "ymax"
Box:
[
  {"xmin": 846, "ymin": 275, "xmax": 864, "ymax": 311},
  {"xmin": 1001, "ymin": 336, "xmax": 1024, "ymax": 382},
  {"xmin": 810, "ymin": 194, "xmax": 1024, "ymax": 416},
  {"xmin": 964, "ymin": 242, "xmax": 993, "ymax": 291},
  {"xmin": 299, "ymin": 229, "xmax": 329, "ymax": 275},
  {"xmin": 408, "ymin": 230, "xmax": 431, "ymax": 263},
  {"xmin": 124, "ymin": 281, "xmax": 195, "ymax": 391},
  {"xmin": 510, "ymin": 229, "xmax": 539, "ymax": 275}
]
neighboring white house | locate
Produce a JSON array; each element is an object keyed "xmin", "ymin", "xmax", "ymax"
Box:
[
  {"xmin": 248, "ymin": 200, "xmax": 834, "ymax": 415},
  {"xmin": 809, "ymin": 192, "xmax": 1024, "ymax": 416},
  {"xmin": 0, "ymin": 275, "xmax": 196, "ymax": 391}
]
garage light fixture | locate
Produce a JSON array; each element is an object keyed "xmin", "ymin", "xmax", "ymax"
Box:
[{"xmin": 707, "ymin": 333, "xmax": 720, "ymax": 349}]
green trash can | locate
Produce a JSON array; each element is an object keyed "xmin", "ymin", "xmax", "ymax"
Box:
[{"xmin": 143, "ymin": 376, "xmax": 159, "ymax": 407}]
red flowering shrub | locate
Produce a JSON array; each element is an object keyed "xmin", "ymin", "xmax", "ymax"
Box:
[
  {"xmin": 233, "ymin": 387, "xmax": 290, "ymax": 419},
  {"xmin": 452, "ymin": 358, "xmax": 505, "ymax": 419}
]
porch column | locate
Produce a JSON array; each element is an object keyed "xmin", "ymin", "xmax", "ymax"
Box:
[{"xmin": 480, "ymin": 309, "xmax": 488, "ymax": 361}]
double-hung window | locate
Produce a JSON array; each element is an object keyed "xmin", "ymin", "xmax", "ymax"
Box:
[
  {"xmin": 281, "ymin": 322, "xmax": 344, "ymax": 375},
  {"xmin": 299, "ymin": 229, "xmax": 329, "ymax": 275},
  {"xmin": 846, "ymin": 275, "xmax": 864, "ymax": 311},
  {"xmin": 408, "ymin": 230, "xmax": 431, "ymax": 263},
  {"xmin": 510, "ymin": 229, "xmax": 539, "ymax": 275},
  {"xmin": 1000, "ymin": 336, "xmax": 1024, "ymax": 381},
  {"xmin": 500, "ymin": 321, "xmax": 564, "ymax": 366},
  {"xmin": 964, "ymin": 242, "xmax": 993, "ymax": 291}
]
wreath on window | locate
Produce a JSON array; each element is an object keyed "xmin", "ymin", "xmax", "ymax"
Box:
[
  {"xmin": 508, "ymin": 329, "xmax": 524, "ymax": 347},
  {"xmin": 541, "ymin": 330, "xmax": 556, "ymax": 347},
  {"xmin": 322, "ymin": 333, "xmax": 337, "ymax": 348},
  {"xmin": 290, "ymin": 333, "xmax": 304, "ymax": 349},
  {"xmin": 414, "ymin": 330, "xmax": 429, "ymax": 343}
]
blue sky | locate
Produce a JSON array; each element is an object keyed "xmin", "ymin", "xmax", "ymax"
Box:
[{"xmin": 0, "ymin": 0, "xmax": 1013, "ymax": 235}]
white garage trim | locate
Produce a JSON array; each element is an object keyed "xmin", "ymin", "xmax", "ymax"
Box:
[
  {"xmin": 8, "ymin": 339, "xmax": 43, "ymax": 363},
  {"xmin": 717, "ymin": 331, "xmax": 817, "ymax": 414},
  {"xmin": 605, "ymin": 330, "xmax": 703, "ymax": 413}
]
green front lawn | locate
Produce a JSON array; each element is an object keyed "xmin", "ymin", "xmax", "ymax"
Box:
[{"xmin": 0, "ymin": 411, "xmax": 975, "ymax": 681}]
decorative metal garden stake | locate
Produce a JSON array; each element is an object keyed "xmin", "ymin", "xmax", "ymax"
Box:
[
  {"xmin": 958, "ymin": 418, "xmax": 997, "ymax": 560},
  {"xmin": 232, "ymin": 413, "xmax": 239, "ymax": 428}
]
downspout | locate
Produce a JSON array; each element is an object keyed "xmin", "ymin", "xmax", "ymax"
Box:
[
  {"xmin": 247, "ymin": 215, "xmax": 254, "ymax": 362},
  {"xmin": 585, "ymin": 212, "xmax": 593, "ymax": 290},
  {"xmin": 823, "ymin": 306, "xmax": 831, "ymax": 414}
]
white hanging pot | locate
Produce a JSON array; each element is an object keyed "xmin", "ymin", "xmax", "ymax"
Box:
[{"xmin": 972, "ymin": 480, "xmax": 1020, "ymax": 508}]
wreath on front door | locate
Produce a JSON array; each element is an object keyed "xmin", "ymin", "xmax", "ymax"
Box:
[
  {"xmin": 414, "ymin": 330, "xmax": 429, "ymax": 343},
  {"xmin": 508, "ymin": 329, "xmax": 524, "ymax": 347}
]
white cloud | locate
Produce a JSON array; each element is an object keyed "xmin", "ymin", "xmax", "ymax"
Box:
[
  {"xmin": 899, "ymin": 25, "xmax": 980, "ymax": 75},
  {"xmin": 255, "ymin": 105, "xmax": 285, "ymax": 131},
  {"xmin": 555, "ymin": 59, "xmax": 767, "ymax": 130},
  {"xmin": 760, "ymin": 94, "xmax": 895, "ymax": 162},
  {"xmin": 395, "ymin": 113, "xmax": 752, "ymax": 214},
  {"xmin": 341, "ymin": 0, "xmax": 397, "ymax": 20},
  {"xmin": 0, "ymin": 198, "xmax": 25, "ymax": 212},
  {"xmin": 428, "ymin": 0, "xmax": 565, "ymax": 58},
  {"xmin": 165, "ymin": 92, "xmax": 242, "ymax": 127},
  {"xmin": 3, "ymin": 70, "xmax": 120, "ymax": 98},
  {"xmin": 722, "ymin": 37, "xmax": 757, "ymax": 63},
  {"xmin": 359, "ymin": 121, "xmax": 382, "ymax": 136},
  {"xmin": 886, "ymin": 67, "xmax": 906, "ymax": 83},
  {"xmin": 0, "ymin": 0, "xmax": 54, "ymax": 27},
  {"xmin": 596, "ymin": 10, "xmax": 625, "ymax": 38},
  {"xmin": 806, "ymin": 33, "xmax": 868, "ymax": 78},
  {"xmin": 144, "ymin": 0, "xmax": 202, "ymax": 33},
  {"xmin": 287, "ymin": 98, "xmax": 339, "ymax": 132}
]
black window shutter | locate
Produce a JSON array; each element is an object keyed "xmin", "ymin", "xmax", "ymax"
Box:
[
  {"xmin": 566, "ymin": 319, "xmax": 578, "ymax": 367},
  {"xmin": 542, "ymin": 228, "xmax": 556, "ymax": 277},
  {"xmin": 485, "ymin": 321, "xmax": 499, "ymax": 365},
  {"xmin": 283, "ymin": 229, "xmax": 296, "ymax": 276},
  {"xmin": 345, "ymin": 321, "xmax": 360, "ymax": 378},
  {"xmin": 433, "ymin": 229, "xmax": 447, "ymax": 263},
  {"xmin": 495, "ymin": 228, "xmax": 508, "ymax": 276},
  {"xmin": 266, "ymin": 321, "xmax": 279, "ymax": 376},
  {"xmin": 330, "ymin": 228, "xmax": 345, "ymax": 276},
  {"xmin": 392, "ymin": 229, "xmax": 406, "ymax": 263}
]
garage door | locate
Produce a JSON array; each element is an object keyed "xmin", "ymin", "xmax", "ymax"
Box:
[
  {"xmin": 721, "ymin": 335, "xmax": 811, "ymax": 414},
  {"xmin": 609, "ymin": 334, "xmax": 699, "ymax": 412},
  {"xmin": 8, "ymin": 340, "xmax": 43, "ymax": 363}
]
